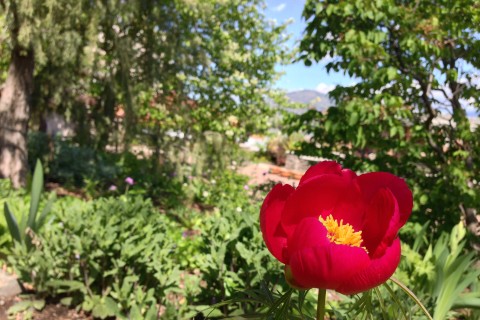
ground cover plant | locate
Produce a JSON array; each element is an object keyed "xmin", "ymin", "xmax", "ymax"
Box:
[
  {"xmin": 1, "ymin": 160, "xmax": 479, "ymax": 319},
  {"xmin": 1, "ymin": 167, "xmax": 289, "ymax": 319}
]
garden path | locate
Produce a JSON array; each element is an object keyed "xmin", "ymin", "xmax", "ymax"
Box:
[
  {"xmin": 238, "ymin": 162, "xmax": 303, "ymax": 187},
  {"xmin": 0, "ymin": 269, "xmax": 20, "ymax": 320}
]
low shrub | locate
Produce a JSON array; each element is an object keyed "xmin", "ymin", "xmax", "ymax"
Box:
[
  {"xmin": 6, "ymin": 169, "xmax": 285, "ymax": 318},
  {"xmin": 49, "ymin": 138, "xmax": 117, "ymax": 188},
  {"xmin": 25, "ymin": 134, "xmax": 185, "ymax": 205},
  {"xmin": 8, "ymin": 196, "xmax": 188, "ymax": 318}
]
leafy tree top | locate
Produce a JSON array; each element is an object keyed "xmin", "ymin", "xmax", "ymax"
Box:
[{"xmin": 293, "ymin": 0, "xmax": 480, "ymax": 231}]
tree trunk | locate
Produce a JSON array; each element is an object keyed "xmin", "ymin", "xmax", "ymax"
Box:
[{"xmin": 0, "ymin": 46, "xmax": 35, "ymax": 188}]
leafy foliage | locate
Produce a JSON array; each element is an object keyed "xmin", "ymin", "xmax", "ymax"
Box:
[
  {"xmin": 399, "ymin": 222, "xmax": 480, "ymax": 319},
  {"xmin": 3, "ymin": 161, "xmax": 55, "ymax": 249},
  {"xmin": 8, "ymin": 196, "xmax": 183, "ymax": 318},
  {"xmin": 4, "ymin": 169, "xmax": 287, "ymax": 318},
  {"xmin": 0, "ymin": 0, "xmax": 290, "ymax": 187},
  {"xmin": 25, "ymin": 134, "xmax": 186, "ymax": 205},
  {"xmin": 2, "ymin": 1, "xmax": 479, "ymax": 318},
  {"xmin": 331, "ymin": 222, "xmax": 480, "ymax": 319},
  {"xmin": 6, "ymin": 297, "xmax": 46, "ymax": 320},
  {"xmin": 3, "ymin": 163, "xmax": 479, "ymax": 318},
  {"xmin": 295, "ymin": 0, "xmax": 480, "ymax": 234},
  {"xmin": 207, "ymin": 286, "xmax": 319, "ymax": 319}
]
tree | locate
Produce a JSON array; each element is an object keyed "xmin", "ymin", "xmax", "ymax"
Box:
[
  {"xmin": 0, "ymin": 0, "xmax": 289, "ymax": 186},
  {"xmin": 68, "ymin": 0, "xmax": 289, "ymax": 172},
  {"xmin": 294, "ymin": 0, "xmax": 480, "ymax": 233},
  {"xmin": 0, "ymin": 0, "xmax": 93, "ymax": 187}
]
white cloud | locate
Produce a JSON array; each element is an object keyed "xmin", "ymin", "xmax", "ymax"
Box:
[
  {"xmin": 320, "ymin": 54, "xmax": 334, "ymax": 64},
  {"xmin": 315, "ymin": 83, "xmax": 336, "ymax": 94},
  {"xmin": 268, "ymin": 18, "xmax": 278, "ymax": 26},
  {"xmin": 273, "ymin": 3, "xmax": 286, "ymax": 12},
  {"xmin": 348, "ymin": 81, "xmax": 359, "ymax": 87}
]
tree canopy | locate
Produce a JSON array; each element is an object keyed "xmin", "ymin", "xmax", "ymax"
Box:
[
  {"xmin": 0, "ymin": 0, "xmax": 289, "ymax": 186},
  {"xmin": 294, "ymin": 0, "xmax": 480, "ymax": 232}
]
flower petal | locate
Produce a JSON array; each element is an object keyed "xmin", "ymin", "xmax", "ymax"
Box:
[
  {"xmin": 357, "ymin": 172, "xmax": 412, "ymax": 227},
  {"xmin": 299, "ymin": 161, "xmax": 343, "ymax": 186},
  {"xmin": 289, "ymin": 243, "xmax": 370, "ymax": 290},
  {"xmin": 260, "ymin": 183, "xmax": 295, "ymax": 263},
  {"xmin": 336, "ymin": 237, "xmax": 401, "ymax": 295},
  {"xmin": 285, "ymin": 265, "xmax": 308, "ymax": 290},
  {"xmin": 361, "ymin": 188, "xmax": 400, "ymax": 258},
  {"xmin": 287, "ymin": 217, "xmax": 330, "ymax": 258},
  {"xmin": 330, "ymin": 183, "xmax": 365, "ymax": 230},
  {"xmin": 282, "ymin": 174, "xmax": 365, "ymax": 233}
]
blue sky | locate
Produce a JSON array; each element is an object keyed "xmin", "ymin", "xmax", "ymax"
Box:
[{"xmin": 263, "ymin": 0, "xmax": 353, "ymax": 93}]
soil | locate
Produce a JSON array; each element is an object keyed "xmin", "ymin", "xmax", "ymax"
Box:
[
  {"xmin": 30, "ymin": 304, "xmax": 91, "ymax": 320},
  {"xmin": 0, "ymin": 295, "xmax": 92, "ymax": 320},
  {"xmin": 0, "ymin": 296, "xmax": 16, "ymax": 320}
]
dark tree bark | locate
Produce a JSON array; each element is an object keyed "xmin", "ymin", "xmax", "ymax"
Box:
[{"xmin": 0, "ymin": 46, "xmax": 35, "ymax": 188}]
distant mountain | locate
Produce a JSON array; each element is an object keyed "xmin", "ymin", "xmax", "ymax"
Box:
[
  {"xmin": 286, "ymin": 90, "xmax": 333, "ymax": 112},
  {"xmin": 285, "ymin": 89, "xmax": 480, "ymax": 121}
]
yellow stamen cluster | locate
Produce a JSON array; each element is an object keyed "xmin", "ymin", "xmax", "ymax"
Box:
[{"xmin": 319, "ymin": 214, "xmax": 365, "ymax": 249}]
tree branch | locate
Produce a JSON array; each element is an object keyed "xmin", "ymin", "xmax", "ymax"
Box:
[{"xmin": 387, "ymin": 27, "xmax": 446, "ymax": 162}]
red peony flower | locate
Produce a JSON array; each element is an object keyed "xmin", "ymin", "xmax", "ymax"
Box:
[{"xmin": 260, "ymin": 161, "xmax": 412, "ymax": 294}]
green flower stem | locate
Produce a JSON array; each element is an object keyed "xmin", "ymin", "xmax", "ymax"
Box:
[
  {"xmin": 317, "ymin": 289, "xmax": 327, "ymax": 320},
  {"xmin": 390, "ymin": 277, "xmax": 433, "ymax": 320}
]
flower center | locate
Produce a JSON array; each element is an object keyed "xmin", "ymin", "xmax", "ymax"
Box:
[{"xmin": 319, "ymin": 214, "xmax": 365, "ymax": 249}]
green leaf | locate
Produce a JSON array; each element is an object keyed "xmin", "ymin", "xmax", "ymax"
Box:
[
  {"xmin": 32, "ymin": 299, "xmax": 45, "ymax": 310},
  {"xmin": 36, "ymin": 192, "xmax": 56, "ymax": 230},
  {"xmin": 4, "ymin": 202, "xmax": 21, "ymax": 243},
  {"xmin": 433, "ymin": 252, "xmax": 479, "ymax": 320},
  {"xmin": 92, "ymin": 297, "xmax": 119, "ymax": 319},
  {"xmin": 60, "ymin": 297, "xmax": 73, "ymax": 306},
  {"xmin": 46, "ymin": 280, "xmax": 86, "ymax": 293},
  {"xmin": 419, "ymin": 194, "xmax": 428, "ymax": 205},
  {"xmin": 389, "ymin": 126, "xmax": 397, "ymax": 137},
  {"xmin": 386, "ymin": 67, "xmax": 398, "ymax": 80},
  {"xmin": 129, "ymin": 304, "xmax": 142, "ymax": 320},
  {"xmin": 452, "ymin": 293, "xmax": 480, "ymax": 309},
  {"xmin": 383, "ymin": 282, "xmax": 408, "ymax": 319},
  {"xmin": 373, "ymin": 287, "xmax": 389, "ymax": 319},
  {"xmin": 348, "ymin": 111, "xmax": 359, "ymax": 126},
  {"xmin": 266, "ymin": 289, "xmax": 293, "ymax": 317},
  {"xmin": 28, "ymin": 160, "xmax": 44, "ymax": 231},
  {"xmin": 103, "ymin": 297, "xmax": 120, "ymax": 316},
  {"xmin": 82, "ymin": 298, "xmax": 94, "ymax": 312},
  {"xmin": 92, "ymin": 304, "xmax": 110, "ymax": 319},
  {"xmin": 7, "ymin": 301, "xmax": 34, "ymax": 315},
  {"xmin": 144, "ymin": 304, "xmax": 158, "ymax": 320}
]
